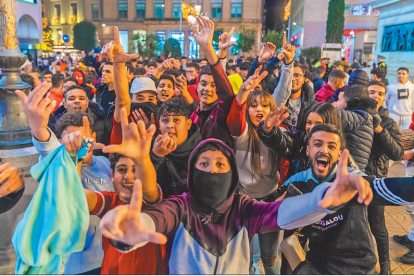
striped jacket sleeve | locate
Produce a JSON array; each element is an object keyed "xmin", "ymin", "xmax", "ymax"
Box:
[{"xmin": 366, "ymin": 176, "xmax": 414, "ymax": 206}]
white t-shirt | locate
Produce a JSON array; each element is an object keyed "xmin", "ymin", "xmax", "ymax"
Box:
[
  {"xmin": 385, "ymin": 80, "xmax": 414, "ymax": 116},
  {"xmin": 284, "ymin": 98, "xmax": 301, "ymax": 131}
]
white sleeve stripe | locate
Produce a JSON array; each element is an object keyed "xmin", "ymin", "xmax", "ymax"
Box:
[
  {"xmin": 374, "ymin": 178, "xmax": 407, "ymax": 205},
  {"xmin": 95, "ymin": 192, "xmax": 105, "ymax": 216}
]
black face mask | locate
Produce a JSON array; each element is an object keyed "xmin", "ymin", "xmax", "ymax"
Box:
[{"xmin": 191, "ymin": 167, "xmax": 233, "ymax": 209}]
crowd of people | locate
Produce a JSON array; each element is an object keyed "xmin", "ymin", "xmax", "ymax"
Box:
[{"xmin": 3, "ymin": 16, "xmax": 414, "ymax": 275}]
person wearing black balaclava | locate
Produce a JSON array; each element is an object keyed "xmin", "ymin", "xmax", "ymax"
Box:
[{"xmin": 99, "ymin": 123, "xmax": 373, "ymax": 274}]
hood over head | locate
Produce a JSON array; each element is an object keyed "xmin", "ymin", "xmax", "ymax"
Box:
[{"xmin": 187, "ymin": 139, "xmax": 239, "ymax": 210}]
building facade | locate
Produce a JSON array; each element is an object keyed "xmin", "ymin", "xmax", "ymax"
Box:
[
  {"xmin": 370, "ymin": 0, "xmax": 414, "ymax": 83},
  {"xmin": 41, "ymin": 0, "xmax": 263, "ymax": 58},
  {"xmin": 288, "ymin": 0, "xmax": 378, "ymax": 63},
  {"xmin": 16, "ymin": 0, "xmax": 43, "ymax": 60}
]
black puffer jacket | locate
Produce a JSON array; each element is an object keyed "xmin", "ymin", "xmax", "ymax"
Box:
[
  {"xmin": 340, "ymin": 98, "xmax": 380, "ymax": 172},
  {"xmin": 365, "ymin": 107, "xmax": 404, "ymax": 178},
  {"xmin": 348, "ymin": 69, "xmax": 370, "ymax": 86},
  {"xmin": 48, "ymin": 101, "xmax": 112, "ymax": 146}
]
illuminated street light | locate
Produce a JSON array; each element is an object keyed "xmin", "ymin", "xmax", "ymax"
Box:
[
  {"xmin": 102, "ymin": 23, "xmax": 106, "ymax": 27},
  {"xmin": 293, "ymin": 22, "xmax": 297, "ymax": 25}
]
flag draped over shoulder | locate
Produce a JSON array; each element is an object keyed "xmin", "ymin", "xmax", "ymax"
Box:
[{"xmin": 12, "ymin": 144, "xmax": 89, "ymax": 274}]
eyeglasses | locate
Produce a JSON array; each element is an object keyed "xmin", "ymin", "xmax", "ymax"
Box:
[
  {"xmin": 63, "ymin": 85, "xmax": 69, "ymax": 89},
  {"xmin": 293, "ymin": 73, "xmax": 303, "ymax": 79}
]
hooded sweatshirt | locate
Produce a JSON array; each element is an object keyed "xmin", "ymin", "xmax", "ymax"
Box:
[
  {"xmin": 385, "ymin": 80, "xmax": 414, "ymax": 116},
  {"xmin": 113, "ymin": 139, "xmax": 343, "ymax": 274},
  {"xmin": 150, "ymin": 124, "xmax": 202, "ymax": 198}
]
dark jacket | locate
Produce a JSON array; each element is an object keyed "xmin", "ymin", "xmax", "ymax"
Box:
[
  {"xmin": 365, "ymin": 106, "xmax": 404, "ymax": 178},
  {"xmin": 190, "ymin": 61, "xmax": 235, "ymax": 148},
  {"xmin": 340, "ymin": 98, "xmax": 380, "ymax": 172},
  {"xmin": 348, "ymin": 69, "xmax": 370, "ymax": 86},
  {"xmin": 150, "ymin": 124, "xmax": 202, "ymax": 198},
  {"xmin": 312, "ymin": 73, "xmax": 325, "ymax": 93},
  {"xmin": 96, "ymin": 84, "xmax": 116, "ymax": 118},
  {"xmin": 48, "ymin": 102, "xmax": 112, "ymax": 146},
  {"xmin": 285, "ymin": 167, "xmax": 414, "ymax": 274},
  {"xmin": 0, "ymin": 187, "xmax": 24, "ymax": 214}
]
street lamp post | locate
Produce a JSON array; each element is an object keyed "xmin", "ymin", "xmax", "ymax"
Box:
[{"xmin": 0, "ymin": 0, "xmax": 32, "ymax": 149}]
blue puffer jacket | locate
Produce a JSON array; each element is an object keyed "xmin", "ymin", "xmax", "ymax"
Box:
[
  {"xmin": 340, "ymin": 98, "xmax": 380, "ymax": 172},
  {"xmin": 348, "ymin": 69, "xmax": 369, "ymax": 86}
]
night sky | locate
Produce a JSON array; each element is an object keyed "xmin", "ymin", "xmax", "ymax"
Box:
[{"xmin": 264, "ymin": 0, "xmax": 289, "ymax": 33}]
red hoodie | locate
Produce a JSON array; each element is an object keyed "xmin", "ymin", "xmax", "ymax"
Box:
[
  {"xmin": 46, "ymin": 89, "xmax": 64, "ymax": 111},
  {"xmin": 315, "ymin": 83, "xmax": 335, "ymax": 102}
]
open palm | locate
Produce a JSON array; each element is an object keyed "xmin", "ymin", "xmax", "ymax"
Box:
[
  {"xmin": 259, "ymin": 42, "xmax": 276, "ymax": 62},
  {"xmin": 193, "ymin": 16, "xmax": 214, "ymax": 47}
]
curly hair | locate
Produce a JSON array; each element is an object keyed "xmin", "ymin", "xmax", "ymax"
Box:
[
  {"xmin": 158, "ymin": 97, "xmax": 192, "ymax": 119},
  {"xmin": 55, "ymin": 112, "xmax": 94, "ymax": 138}
]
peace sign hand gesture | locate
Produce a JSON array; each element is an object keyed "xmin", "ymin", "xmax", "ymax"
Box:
[
  {"xmin": 101, "ymin": 26, "xmax": 140, "ymax": 63},
  {"xmin": 102, "ymin": 108, "xmax": 156, "ymax": 164},
  {"xmin": 318, "ymin": 149, "xmax": 373, "ymax": 209},
  {"xmin": 100, "ymin": 179, "xmax": 167, "ymax": 246},
  {"xmin": 263, "ymin": 106, "xmax": 290, "ymax": 132}
]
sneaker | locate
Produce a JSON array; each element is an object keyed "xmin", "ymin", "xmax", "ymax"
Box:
[
  {"xmin": 393, "ymin": 235, "xmax": 414, "ymax": 249},
  {"xmin": 379, "ymin": 260, "xmax": 391, "ymax": 275},
  {"xmin": 400, "ymin": 250, "xmax": 414, "ymax": 265}
]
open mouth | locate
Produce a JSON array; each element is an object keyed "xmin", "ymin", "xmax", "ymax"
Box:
[
  {"xmin": 121, "ymin": 182, "xmax": 134, "ymax": 189},
  {"xmin": 256, "ymin": 114, "xmax": 264, "ymax": 120},
  {"xmin": 316, "ymin": 157, "xmax": 329, "ymax": 169}
]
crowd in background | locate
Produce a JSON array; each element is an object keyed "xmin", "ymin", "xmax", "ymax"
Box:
[{"xmin": 3, "ymin": 16, "xmax": 414, "ymax": 275}]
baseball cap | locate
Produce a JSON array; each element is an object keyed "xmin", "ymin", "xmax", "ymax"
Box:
[{"xmin": 130, "ymin": 77, "xmax": 158, "ymax": 96}]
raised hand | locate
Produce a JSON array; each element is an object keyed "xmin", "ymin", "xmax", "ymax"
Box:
[
  {"xmin": 175, "ymin": 74, "xmax": 193, "ymax": 104},
  {"xmin": 258, "ymin": 42, "xmax": 276, "ymax": 63},
  {"xmin": 131, "ymin": 109, "xmax": 155, "ymax": 130},
  {"xmin": 100, "ymin": 179, "xmax": 167, "ymax": 246},
  {"xmin": 15, "ymin": 82, "xmax": 56, "ymax": 142},
  {"xmin": 62, "ymin": 116, "xmax": 104, "ymax": 154},
  {"xmin": 0, "ymin": 163, "xmax": 24, "ymax": 198},
  {"xmin": 152, "ymin": 133, "xmax": 178, "ymax": 157},
  {"xmin": 193, "ymin": 16, "xmax": 215, "ymax": 50},
  {"xmin": 237, "ymin": 66, "xmax": 268, "ymax": 104},
  {"xmin": 154, "ymin": 58, "xmax": 175, "ymax": 79},
  {"xmin": 101, "ymin": 26, "xmax": 140, "ymax": 63},
  {"xmin": 103, "ymin": 108, "xmax": 156, "ymax": 163},
  {"xmin": 318, "ymin": 149, "xmax": 373, "ymax": 208},
  {"xmin": 263, "ymin": 106, "xmax": 290, "ymax": 131},
  {"xmin": 219, "ymin": 27, "xmax": 238, "ymax": 51},
  {"xmin": 280, "ymin": 33, "xmax": 296, "ymax": 64}
]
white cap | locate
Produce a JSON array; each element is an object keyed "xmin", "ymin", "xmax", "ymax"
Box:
[{"xmin": 130, "ymin": 77, "xmax": 158, "ymax": 95}]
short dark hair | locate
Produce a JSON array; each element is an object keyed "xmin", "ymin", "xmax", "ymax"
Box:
[
  {"xmin": 180, "ymin": 56, "xmax": 187, "ymax": 60},
  {"xmin": 55, "ymin": 112, "xmax": 94, "ymax": 138},
  {"xmin": 159, "ymin": 74, "xmax": 175, "ymax": 87},
  {"xmin": 109, "ymin": 153, "xmax": 128, "ymax": 173},
  {"xmin": 84, "ymin": 75, "xmax": 95, "ymax": 85},
  {"xmin": 143, "ymin": 60, "xmax": 149, "ymax": 66},
  {"xmin": 398, "ymin": 67, "xmax": 409, "ymax": 74},
  {"xmin": 52, "ymin": 73, "xmax": 65, "ymax": 88},
  {"xmin": 309, "ymin": 123, "xmax": 345, "ymax": 150},
  {"xmin": 240, "ymin": 62, "xmax": 251, "ymax": 71},
  {"xmin": 315, "ymin": 66, "xmax": 325, "ymax": 75},
  {"xmin": 342, "ymin": 85, "xmax": 369, "ymax": 101},
  {"xmin": 199, "ymin": 66, "xmax": 212, "ymax": 80},
  {"xmin": 126, "ymin": 64, "xmax": 134, "ymax": 74},
  {"xmin": 227, "ymin": 65, "xmax": 237, "ymax": 73},
  {"xmin": 186, "ymin": 62, "xmax": 199, "ymax": 71},
  {"xmin": 63, "ymin": 76, "xmax": 78, "ymax": 85},
  {"xmin": 134, "ymin": 67, "xmax": 146, "ymax": 75},
  {"xmin": 228, "ymin": 59, "xmax": 234, "ymax": 63},
  {"xmin": 158, "ymin": 97, "xmax": 192, "ymax": 119},
  {"xmin": 43, "ymin": 71, "xmax": 53, "ymax": 77},
  {"xmin": 368, "ymin": 80, "xmax": 387, "ymax": 93},
  {"xmin": 64, "ymin": 85, "xmax": 88, "ymax": 98},
  {"xmin": 148, "ymin": 62, "xmax": 157, "ymax": 68},
  {"xmin": 328, "ymin": 69, "xmax": 347, "ymax": 81},
  {"xmin": 370, "ymin": 67, "xmax": 385, "ymax": 79},
  {"xmin": 164, "ymin": 69, "xmax": 179, "ymax": 79},
  {"xmin": 104, "ymin": 61, "xmax": 113, "ymax": 66}
]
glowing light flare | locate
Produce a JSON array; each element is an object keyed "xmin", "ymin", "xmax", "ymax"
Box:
[{"xmin": 284, "ymin": 0, "xmax": 291, "ymax": 21}]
